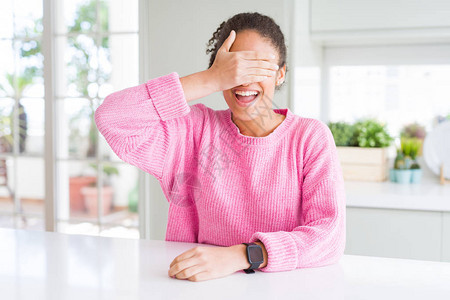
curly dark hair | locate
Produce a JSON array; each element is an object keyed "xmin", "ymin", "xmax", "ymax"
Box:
[{"xmin": 206, "ymin": 12, "xmax": 288, "ymax": 90}]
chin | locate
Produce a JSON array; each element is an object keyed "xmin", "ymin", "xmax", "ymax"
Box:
[{"xmin": 230, "ymin": 101, "xmax": 263, "ymax": 121}]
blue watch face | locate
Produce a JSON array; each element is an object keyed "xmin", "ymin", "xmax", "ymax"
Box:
[{"xmin": 248, "ymin": 245, "xmax": 263, "ymax": 263}]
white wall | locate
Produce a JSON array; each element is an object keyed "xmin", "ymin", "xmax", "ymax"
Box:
[{"xmin": 291, "ymin": 0, "xmax": 323, "ymax": 119}]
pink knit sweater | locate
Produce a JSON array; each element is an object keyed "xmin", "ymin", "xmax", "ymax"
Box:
[{"xmin": 95, "ymin": 72, "xmax": 346, "ymax": 273}]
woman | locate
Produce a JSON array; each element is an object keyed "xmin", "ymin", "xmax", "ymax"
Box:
[{"xmin": 95, "ymin": 12, "xmax": 346, "ymax": 282}]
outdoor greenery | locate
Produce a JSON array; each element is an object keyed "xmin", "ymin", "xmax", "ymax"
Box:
[
  {"xmin": 68, "ymin": 2, "xmax": 121, "ymax": 187},
  {"xmin": 0, "ymin": 19, "xmax": 42, "ymax": 153},
  {"xmin": 1, "ymin": 0, "xmax": 111, "ymax": 157},
  {"xmin": 68, "ymin": 0, "xmax": 110, "ymax": 158},
  {"xmin": 0, "ymin": 107, "xmax": 13, "ymax": 148},
  {"xmin": 328, "ymin": 119, "xmax": 393, "ymax": 148},
  {"xmin": 88, "ymin": 163, "xmax": 119, "ymax": 186}
]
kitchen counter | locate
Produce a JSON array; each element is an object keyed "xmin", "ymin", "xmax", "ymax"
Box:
[
  {"xmin": 1, "ymin": 228, "xmax": 450, "ymax": 299},
  {"xmin": 345, "ymin": 178, "xmax": 450, "ymax": 212}
]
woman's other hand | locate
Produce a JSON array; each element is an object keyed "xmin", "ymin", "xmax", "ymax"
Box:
[
  {"xmin": 208, "ymin": 30, "xmax": 279, "ymax": 91},
  {"xmin": 168, "ymin": 244, "xmax": 250, "ymax": 282}
]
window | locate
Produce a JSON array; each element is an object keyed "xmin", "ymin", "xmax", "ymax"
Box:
[
  {"xmin": 0, "ymin": 0, "xmax": 45, "ymax": 230},
  {"xmin": 324, "ymin": 45, "xmax": 450, "ymax": 137},
  {"xmin": 0, "ymin": 0, "xmax": 141, "ymax": 239},
  {"xmin": 329, "ymin": 65, "xmax": 450, "ymax": 136}
]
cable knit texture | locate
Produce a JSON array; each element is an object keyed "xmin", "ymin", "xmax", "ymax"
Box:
[{"xmin": 95, "ymin": 72, "xmax": 346, "ymax": 273}]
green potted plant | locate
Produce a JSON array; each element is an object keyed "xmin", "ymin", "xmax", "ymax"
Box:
[
  {"xmin": 391, "ymin": 137, "xmax": 423, "ymax": 184},
  {"xmin": 328, "ymin": 119, "xmax": 393, "ymax": 182},
  {"xmin": 400, "ymin": 122, "xmax": 426, "ymax": 156},
  {"xmin": 328, "ymin": 122, "xmax": 357, "ymax": 147},
  {"xmin": 392, "ymin": 138, "xmax": 413, "ymax": 184},
  {"xmin": 390, "ymin": 148, "xmax": 403, "ymax": 182},
  {"xmin": 80, "ymin": 163, "xmax": 119, "ymax": 217}
]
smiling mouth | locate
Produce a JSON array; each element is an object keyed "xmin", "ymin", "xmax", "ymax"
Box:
[{"xmin": 233, "ymin": 91, "xmax": 260, "ymax": 103}]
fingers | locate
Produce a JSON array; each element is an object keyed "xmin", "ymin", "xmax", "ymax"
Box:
[
  {"xmin": 238, "ymin": 50, "xmax": 277, "ymax": 61},
  {"xmin": 219, "ymin": 30, "xmax": 236, "ymax": 53},
  {"xmin": 172, "ymin": 265, "xmax": 205, "ymax": 280},
  {"xmin": 245, "ymin": 68, "xmax": 277, "ymax": 78},
  {"xmin": 244, "ymin": 75, "xmax": 273, "ymax": 84},
  {"xmin": 169, "ymin": 255, "xmax": 202, "ymax": 277},
  {"xmin": 245, "ymin": 60, "xmax": 279, "ymax": 71},
  {"xmin": 242, "ymin": 65, "xmax": 277, "ymax": 84},
  {"xmin": 169, "ymin": 247, "xmax": 197, "ymax": 268},
  {"xmin": 187, "ymin": 272, "xmax": 208, "ymax": 282},
  {"xmin": 237, "ymin": 51, "xmax": 279, "ymax": 84}
]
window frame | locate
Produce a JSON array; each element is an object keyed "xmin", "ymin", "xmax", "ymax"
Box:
[{"xmin": 41, "ymin": 0, "xmax": 149, "ymax": 238}]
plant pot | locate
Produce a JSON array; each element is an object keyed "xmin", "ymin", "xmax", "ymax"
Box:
[
  {"xmin": 389, "ymin": 168, "xmax": 396, "ymax": 182},
  {"xmin": 69, "ymin": 176, "xmax": 97, "ymax": 212},
  {"xmin": 336, "ymin": 147, "xmax": 389, "ymax": 182},
  {"xmin": 394, "ymin": 170, "xmax": 412, "ymax": 184},
  {"xmin": 410, "ymin": 169, "xmax": 422, "ymax": 184},
  {"xmin": 81, "ymin": 186, "xmax": 114, "ymax": 217}
]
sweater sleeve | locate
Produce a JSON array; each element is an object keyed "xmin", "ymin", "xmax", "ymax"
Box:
[
  {"xmin": 94, "ymin": 72, "xmax": 202, "ymax": 182},
  {"xmin": 248, "ymin": 120, "xmax": 346, "ymax": 272}
]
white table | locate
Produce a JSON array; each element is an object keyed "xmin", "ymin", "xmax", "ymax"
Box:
[{"xmin": 1, "ymin": 228, "xmax": 450, "ymax": 300}]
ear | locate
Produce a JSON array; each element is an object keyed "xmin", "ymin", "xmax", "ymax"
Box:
[{"xmin": 276, "ymin": 64, "xmax": 286, "ymax": 85}]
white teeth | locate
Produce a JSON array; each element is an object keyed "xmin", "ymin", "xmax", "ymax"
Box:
[{"xmin": 235, "ymin": 91, "xmax": 259, "ymax": 96}]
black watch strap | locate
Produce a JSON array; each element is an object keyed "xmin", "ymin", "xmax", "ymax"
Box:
[{"xmin": 242, "ymin": 242, "xmax": 263, "ymax": 274}]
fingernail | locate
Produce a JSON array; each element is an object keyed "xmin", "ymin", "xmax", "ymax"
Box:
[
  {"xmin": 275, "ymin": 64, "xmax": 279, "ymax": 70},
  {"xmin": 271, "ymin": 54, "xmax": 276, "ymax": 59}
]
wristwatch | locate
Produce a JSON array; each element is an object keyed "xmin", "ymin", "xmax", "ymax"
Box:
[{"xmin": 242, "ymin": 242, "xmax": 264, "ymax": 273}]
